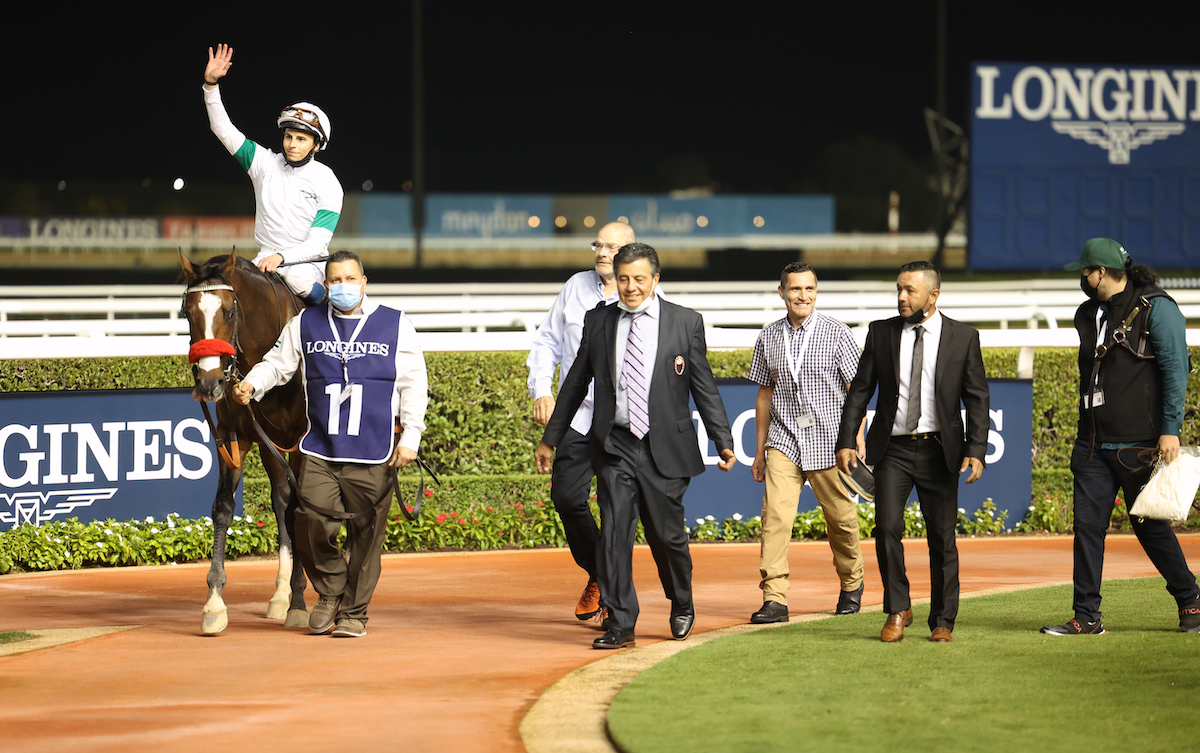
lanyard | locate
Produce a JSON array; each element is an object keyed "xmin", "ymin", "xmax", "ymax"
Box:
[
  {"xmin": 327, "ymin": 305, "xmax": 370, "ymax": 387},
  {"xmin": 786, "ymin": 311, "xmax": 818, "ymax": 387}
]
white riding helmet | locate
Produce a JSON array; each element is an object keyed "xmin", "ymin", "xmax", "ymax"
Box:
[{"xmin": 277, "ymin": 102, "xmax": 331, "ymax": 150}]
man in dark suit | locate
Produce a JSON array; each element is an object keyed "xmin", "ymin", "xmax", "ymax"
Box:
[
  {"xmin": 536, "ymin": 243, "xmax": 736, "ymax": 649},
  {"xmin": 836, "ymin": 261, "xmax": 990, "ymax": 643}
]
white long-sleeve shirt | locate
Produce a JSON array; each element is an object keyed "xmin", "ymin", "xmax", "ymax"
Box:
[
  {"xmin": 242, "ymin": 295, "xmax": 428, "ymax": 453},
  {"xmin": 204, "ymin": 85, "xmax": 344, "ymax": 265},
  {"xmin": 526, "ymin": 270, "xmax": 665, "ymax": 436}
]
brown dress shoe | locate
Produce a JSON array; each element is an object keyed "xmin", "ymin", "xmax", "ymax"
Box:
[
  {"xmin": 930, "ymin": 627, "xmax": 954, "ymax": 642},
  {"xmin": 880, "ymin": 609, "xmax": 913, "ymax": 642}
]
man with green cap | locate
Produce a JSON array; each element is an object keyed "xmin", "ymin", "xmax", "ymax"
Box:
[{"xmin": 1041, "ymin": 238, "xmax": 1199, "ymax": 636}]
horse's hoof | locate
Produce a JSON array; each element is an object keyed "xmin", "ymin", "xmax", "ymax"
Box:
[
  {"xmin": 283, "ymin": 609, "xmax": 309, "ymax": 628},
  {"xmin": 265, "ymin": 600, "xmax": 289, "ymax": 620},
  {"xmin": 201, "ymin": 610, "xmax": 229, "ymax": 635}
]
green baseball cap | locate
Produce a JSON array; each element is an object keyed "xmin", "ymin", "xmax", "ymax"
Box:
[{"xmin": 1063, "ymin": 237, "xmax": 1130, "ymax": 271}]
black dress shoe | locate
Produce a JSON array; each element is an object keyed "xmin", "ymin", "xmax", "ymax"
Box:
[
  {"xmin": 835, "ymin": 584, "xmax": 864, "ymax": 615},
  {"xmin": 593, "ymin": 629, "xmax": 635, "ymax": 649},
  {"xmin": 670, "ymin": 611, "xmax": 695, "ymax": 641},
  {"xmin": 750, "ymin": 601, "xmax": 789, "ymax": 624}
]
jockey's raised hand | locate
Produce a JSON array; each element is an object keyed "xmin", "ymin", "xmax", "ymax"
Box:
[{"xmin": 205, "ymin": 44, "xmax": 234, "ymax": 86}]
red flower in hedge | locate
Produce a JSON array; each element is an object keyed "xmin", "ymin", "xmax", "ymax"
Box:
[
  {"xmin": 535, "ymin": 501, "xmax": 545, "ymax": 508},
  {"xmin": 405, "ymin": 505, "xmax": 414, "ymax": 514},
  {"xmin": 436, "ymin": 513, "xmax": 448, "ymax": 524},
  {"xmin": 458, "ymin": 519, "xmax": 466, "ymax": 525},
  {"xmin": 256, "ymin": 521, "xmax": 265, "ymax": 527},
  {"xmin": 515, "ymin": 503, "xmax": 524, "ymax": 510},
  {"xmin": 450, "ymin": 511, "xmax": 459, "ymax": 518},
  {"xmin": 424, "ymin": 488, "xmax": 434, "ymax": 497}
]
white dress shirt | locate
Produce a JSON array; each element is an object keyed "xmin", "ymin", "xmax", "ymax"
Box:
[
  {"xmin": 612, "ymin": 295, "xmax": 662, "ymax": 430},
  {"xmin": 891, "ymin": 309, "xmax": 943, "ymax": 436},
  {"xmin": 526, "ymin": 271, "xmax": 665, "ymax": 436}
]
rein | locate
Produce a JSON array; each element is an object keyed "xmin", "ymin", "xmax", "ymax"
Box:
[
  {"xmin": 247, "ymin": 404, "xmax": 439, "ymax": 522},
  {"xmin": 183, "ymin": 268, "xmax": 436, "ymax": 522}
]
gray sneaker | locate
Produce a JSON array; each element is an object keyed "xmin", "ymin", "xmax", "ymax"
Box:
[
  {"xmin": 309, "ymin": 596, "xmax": 341, "ymax": 634},
  {"xmin": 1179, "ymin": 599, "xmax": 1200, "ymax": 633},
  {"xmin": 332, "ymin": 617, "xmax": 366, "ymax": 637},
  {"xmin": 1040, "ymin": 618, "xmax": 1105, "ymax": 635}
]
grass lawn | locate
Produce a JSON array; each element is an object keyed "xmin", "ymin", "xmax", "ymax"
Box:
[
  {"xmin": 607, "ymin": 578, "xmax": 1199, "ymax": 753},
  {"xmin": 0, "ymin": 631, "xmax": 35, "ymax": 645}
]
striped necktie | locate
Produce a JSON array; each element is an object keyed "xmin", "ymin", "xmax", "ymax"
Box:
[{"xmin": 621, "ymin": 311, "xmax": 650, "ymax": 439}]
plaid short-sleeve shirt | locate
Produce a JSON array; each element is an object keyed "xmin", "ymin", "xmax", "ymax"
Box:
[{"xmin": 748, "ymin": 311, "xmax": 860, "ymax": 471}]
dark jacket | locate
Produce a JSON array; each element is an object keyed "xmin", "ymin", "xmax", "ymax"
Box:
[
  {"xmin": 1074, "ymin": 284, "xmax": 1174, "ymax": 444},
  {"xmin": 543, "ymin": 298, "xmax": 734, "ymax": 479},
  {"xmin": 837, "ymin": 313, "xmax": 991, "ymax": 473}
]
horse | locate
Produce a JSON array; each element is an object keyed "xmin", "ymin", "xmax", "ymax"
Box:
[{"xmin": 180, "ymin": 248, "xmax": 310, "ymax": 634}]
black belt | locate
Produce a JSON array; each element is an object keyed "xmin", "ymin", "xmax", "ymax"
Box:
[{"xmin": 896, "ymin": 431, "xmax": 941, "ymax": 441}]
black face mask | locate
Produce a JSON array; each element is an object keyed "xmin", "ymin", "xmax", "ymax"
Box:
[
  {"xmin": 1080, "ymin": 274, "xmax": 1099, "ymax": 300},
  {"xmin": 902, "ymin": 306, "xmax": 929, "ymax": 325}
]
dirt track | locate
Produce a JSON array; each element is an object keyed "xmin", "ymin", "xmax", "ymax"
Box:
[{"xmin": 2, "ymin": 535, "xmax": 1197, "ymax": 752}]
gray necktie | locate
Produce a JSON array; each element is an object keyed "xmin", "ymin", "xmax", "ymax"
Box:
[{"xmin": 905, "ymin": 325, "xmax": 925, "ymax": 433}]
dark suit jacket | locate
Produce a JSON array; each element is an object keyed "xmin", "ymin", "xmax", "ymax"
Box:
[
  {"xmin": 836, "ymin": 313, "xmax": 990, "ymax": 473},
  {"xmin": 543, "ymin": 298, "xmax": 734, "ymax": 479}
]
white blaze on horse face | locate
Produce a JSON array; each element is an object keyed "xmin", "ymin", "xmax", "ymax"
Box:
[{"xmin": 198, "ymin": 292, "xmax": 224, "ymax": 372}]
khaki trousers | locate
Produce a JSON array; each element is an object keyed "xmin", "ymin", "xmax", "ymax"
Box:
[
  {"xmin": 295, "ymin": 455, "xmax": 393, "ymax": 623},
  {"xmin": 760, "ymin": 448, "xmax": 864, "ymax": 604}
]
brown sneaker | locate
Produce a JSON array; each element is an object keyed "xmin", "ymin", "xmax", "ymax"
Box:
[
  {"xmin": 575, "ymin": 580, "xmax": 602, "ymax": 620},
  {"xmin": 331, "ymin": 618, "xmax": 366, "ymax": 638}
]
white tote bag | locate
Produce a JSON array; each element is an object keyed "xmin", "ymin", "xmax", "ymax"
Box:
[{"xmin": 1129, "ymin": 447, "xmax": 1200, "ymax": 523}]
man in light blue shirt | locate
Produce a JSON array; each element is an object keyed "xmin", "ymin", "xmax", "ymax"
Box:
[{"xmin": 527, "ymin": 221, "xmax": 635, "ymax": 622}]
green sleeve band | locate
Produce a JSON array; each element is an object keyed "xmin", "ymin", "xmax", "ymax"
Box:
[
  {"xmin": 234, "ymin": 139, "xmax": 256, "ymax": 171},
  {"xmin": 312, "ymin": 209, "xmax": 340, "ymax": 231}
]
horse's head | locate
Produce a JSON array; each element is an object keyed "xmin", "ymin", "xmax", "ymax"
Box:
[{"xmin": 181, "ymin": 249, "xmax": 241, "ymax": 402}]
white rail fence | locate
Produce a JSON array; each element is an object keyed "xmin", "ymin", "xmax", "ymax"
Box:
[{"xmin": 2, "ymin": 281, "xmax": 1199, "ymax": 370}]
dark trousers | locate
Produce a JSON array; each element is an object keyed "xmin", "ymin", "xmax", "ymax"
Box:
[
  {"xmin": 295, "ymin": 455, "xmax": 392, "ymax": 623},
  {"xmin": 551, "ymin": 427, "xmax": 600, "ymax": 580},
  {"xmin": 593, "ymin": 426, "xmax": 693, "ymax": 633},
  {"xmin": 1070, "ymin": 438, "xmax": 1199, "ymax": 622},
  {"xmin": 874, "ymin": 436, "xmax": 960, "ymax": 631}
]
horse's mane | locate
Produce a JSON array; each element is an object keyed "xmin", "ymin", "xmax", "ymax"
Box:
[{"xmin": 192, "ymin": 255, "xmax": 265, "ymax": 287}]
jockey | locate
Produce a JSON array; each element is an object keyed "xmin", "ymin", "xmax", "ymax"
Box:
[{"xmin": 202, "ymin": 43, "xmax": 343, "ymax": 306}]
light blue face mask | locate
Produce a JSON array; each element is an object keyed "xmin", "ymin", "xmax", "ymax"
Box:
[{"xmin": 328, "ymin": 282, "xmax": 363, "ymax": 311}]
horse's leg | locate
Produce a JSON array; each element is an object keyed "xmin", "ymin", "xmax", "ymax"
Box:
[
  {"xmin": 260, "ymin": 444, "xmax": 306, "ymax": 623},
  {"xmin": 283, "ymin": 450, "xmax": 310, "ymax": 627},
  {"xmin": 202, "ymin": 456, "xmax": 243, "ymax": 635}
]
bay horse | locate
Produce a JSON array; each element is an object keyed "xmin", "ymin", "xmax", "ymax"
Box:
[{"xmin": 180, "ymin": 248, "xmax": 310, "ymax": 634}]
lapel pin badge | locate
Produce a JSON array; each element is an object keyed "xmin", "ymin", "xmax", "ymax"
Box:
[{"xmin": 674, "ymin": 355, "xmax": 685, "ymax": 375}]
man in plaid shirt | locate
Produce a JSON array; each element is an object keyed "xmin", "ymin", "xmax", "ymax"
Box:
[{"xmin": 748, "ymin": 262, "xmax": 866, "ymax": 623}]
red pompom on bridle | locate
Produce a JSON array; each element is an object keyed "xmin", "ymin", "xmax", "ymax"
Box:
[{"xmin": 188, "ymin": 338, "xmax": 237, "ymax": 364}]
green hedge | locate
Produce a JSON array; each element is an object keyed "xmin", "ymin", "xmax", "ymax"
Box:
[
  {"xmin": 2, "ymin": 347, "xmax": 1198, "ymax": 529},
  {"xmin": 6, "ymin": 347, "xmax": 1193, "ymax": 474}
]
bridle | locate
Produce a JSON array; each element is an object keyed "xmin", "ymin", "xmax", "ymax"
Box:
[{"xmin": 183, "ymin": 281, "xmax": 243, "ymax": 387}]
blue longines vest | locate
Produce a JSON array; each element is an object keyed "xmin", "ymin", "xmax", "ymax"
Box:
[{"xmin": 299, "ymin": 303, "xmax": 403, "ymax": 463}]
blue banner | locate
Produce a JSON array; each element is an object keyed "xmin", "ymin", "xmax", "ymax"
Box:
[
  {"xmin": 969, "ymin": 61, "xmax": 1200, "ymax": 270},
  {"xmin": 0, "ymin": 389, "xmax": 239, "ymax": 530},
  {"xmin": 426, "ymin": 194, "xmax": 555, "ymax": 238},
  {"xmin": 609, "ymin": 195, "xmax": 834, "ymax": 236},
  {"xmin": 355, "ymin": 193, "xmax": 835, "ymax": 237},
  {"xmin": 684, "ymin": 378, "xmax": 1033, "ymax": 529}
]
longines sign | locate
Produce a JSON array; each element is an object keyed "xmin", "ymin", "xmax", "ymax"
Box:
[
  {"xmin": 0, "ymin": 389, "xmax": 237, "ymax": 531},
  {"xmin": 685, "ymin": 379, "xmax": 1033, "ymax": 527},
  {"xmin": 976, "ymin": 64, "xmax": 1196, "ymax": 163},
  {"xmin": 969, "ymin": 62, "xmax": 1200, "ymax": 270}
]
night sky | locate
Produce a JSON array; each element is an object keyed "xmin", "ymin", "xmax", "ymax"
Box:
[{"xmin": 10, "ymin": 3, "xmax": 1199, "ymax": 197}]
